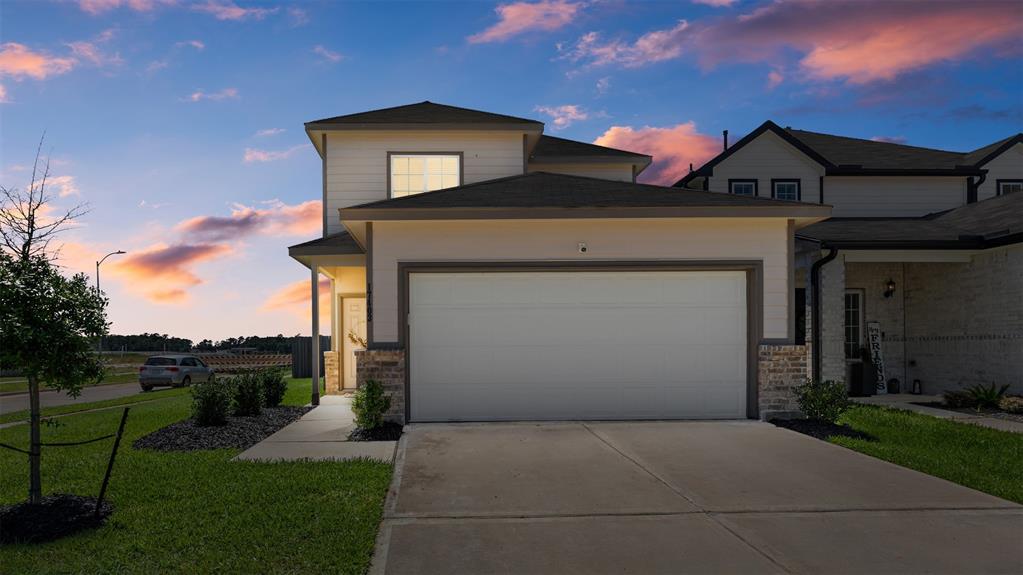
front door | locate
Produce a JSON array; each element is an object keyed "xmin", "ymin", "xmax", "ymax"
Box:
[{"xmin": 342, "ymin": 297, "xmax": 367, "ymax": 389}]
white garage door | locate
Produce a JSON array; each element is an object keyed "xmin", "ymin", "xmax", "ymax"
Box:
[{"xmin": 409, "ymin": 270, "xmax": 748, "ymax": 422}]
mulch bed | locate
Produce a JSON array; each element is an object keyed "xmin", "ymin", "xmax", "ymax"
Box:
[
  {"xmin": 912, "ymin": 402, "xmax": 1023, "ymax": 424},
  {"xmin": 770, "ymin": 418, "xmax": 875, "ymax": 441},
  {"xmin": 133, "ymin": 406, "xmax": 312, "ymax": 452},
  {"xmin": 347, "ymin": 422, "xmax": 403, "ymax": 442},
  {"xmin": 1, "ymin": 494, "xmax": 112, "ymax": 545}
]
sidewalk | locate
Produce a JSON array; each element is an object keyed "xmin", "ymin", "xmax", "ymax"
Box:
[
  {"xmin": 235, "ymin": 396, "xmax": 397, "ymax": 462},
  {"xmin": 853, "ymin": 394, "xmax": 1023, "ymax": 433}
]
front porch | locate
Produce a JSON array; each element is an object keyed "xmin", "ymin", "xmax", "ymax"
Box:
[
  {"xmin": 288, "ymin": 232, "xmax": 368, "ymax": 399},
  {"xmin": 811, "ymin": 245, "xmax": 1022, "ymax": 396}
]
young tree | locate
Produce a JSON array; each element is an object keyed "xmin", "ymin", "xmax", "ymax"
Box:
[{"xmin": 0, "ymin": 137, "xmax": 107, "ymax": 504}]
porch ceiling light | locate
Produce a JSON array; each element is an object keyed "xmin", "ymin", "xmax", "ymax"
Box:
[{"xmin": 883, "ymin": 278, "xmax": 896, "ymax": 298}]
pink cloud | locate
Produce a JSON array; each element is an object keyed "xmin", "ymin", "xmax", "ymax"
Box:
[
  {"xmin": 184, "ymin": 87, "xmax": 238, "ymax": 102},
  {"xmin": 78, "ymin": 0, "xmax": 168, "ymax": 14},
  {"xmin": 534, "ymin": 104, "xmax": 588, "ymax": 129},
  {"xmin": 871, "ymin": 135, "xmax": 907, "ymax": 145},
  {"xmin": 0, "ymin": 84, "xmax": 8, "ymax": 103},
  {"xmin": 175, "ymin": 200, "xmax": 321, "ymax": 240},
  {"xmin": 0, "ymin": 43, "xmax": 76, "ymax": 80},
  {"xmin": 192, "ymin": 1, "xmax": 278, "ymax": 21},
  {"xmin": 254, "ymin": 128, "xmax": 285, "ymax": 137},
  {"xmin": 469, "ymin": 0, "xmax": 582, "ymax": 43},
  {"xmin": 766, "ymin": 69, "xmax": 783, "ymax": 90},
  {"xmin": 593, "ymin": 122, "xmax": 719, "ymax": 185},
  {"xmin": 694, "ymin": 0, "xmax": 1023, "ymax": 84},
  {"xmin": 109, "ymin": 243, "xmax": 233, "ymax": 303},
  {"xmin": 312, "ymin": 45, "xmax": 343, "ymax": 63},
  {"xmin": 175, "ymin": 40, "xmax": 205, "ymax": 50},
  {"xmin": 559, "ymin": 20, "xmax": 689, "ymax": 68},
  {"xmin": 692, "ymin": 0, "xmax": 737, "ymax": 6},
  {"xmin": 243, "ymin": 144, "xmax": 310, "ymax": 163},
  {"xmin": 261, "ymin": 278, "xmax": 331, "ymax": 325}
]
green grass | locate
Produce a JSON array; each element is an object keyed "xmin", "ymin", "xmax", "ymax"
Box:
[
  {"xmin": 833, "ymin": 405, "xmax": 1023, "ymax": 504},
  {"xmin": 1, "ymin": 371, "xmax": 142, "ymax": 394},
  {"xmin": 0, "ymin": 378, "xmax": 391, "ymax": 574},
  {"xmin": 0, "ymin": 387, "xmax": 193, "ymax": 425}
]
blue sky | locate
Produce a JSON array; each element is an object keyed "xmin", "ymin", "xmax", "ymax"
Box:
[{"xmin": 1, "ymin": 0, "xmax": 1020, "ymax": 341}]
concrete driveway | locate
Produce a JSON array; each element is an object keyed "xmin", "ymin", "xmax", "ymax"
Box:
[{"xmin": 373, "ymin": 421, "xmax": 1022, "ymax": 575}]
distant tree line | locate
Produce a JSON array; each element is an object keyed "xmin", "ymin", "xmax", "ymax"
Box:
[{"xmin": 103, "ymin": 333, "xmax": 298, "ymax": 353}]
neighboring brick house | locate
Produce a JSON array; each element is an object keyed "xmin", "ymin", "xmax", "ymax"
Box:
[
  {"xmin": 289, "ymin": 102, "xmax": 830, "ymax": 423},
  {"xmin": 677, "ymin": 123, "xmax": 1022, "ymax": 396}
]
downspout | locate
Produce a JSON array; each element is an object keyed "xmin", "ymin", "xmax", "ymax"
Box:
[
  {"xmin": 810, "ymin": 245, "xmax": 838, "ymax": 381},
  {"xmin": 967, "ymin": 172, "xmax": 986, "ymax": 204}
]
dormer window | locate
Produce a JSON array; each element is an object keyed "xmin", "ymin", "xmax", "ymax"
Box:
[
  {"xmin": 728, "ymin": 179, "xmax": 757, "ymax": 196},
  {"xmin": 772, "ymin": 179, "xmax": 801, "ymax": 201},
  {"xmin": 997, "ymin": 179, "xmax": 1022, "ymax": 196},
  {"xmin": 390, "ymin": 153, "xmax": 461, "ymax": 198}
]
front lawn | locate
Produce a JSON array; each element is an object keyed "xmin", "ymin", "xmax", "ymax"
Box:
[
  {"xmin": 0, "ymin": 378, "xmax": 391, "ymax": 574},
  {"xmin": 832, "ymin": 405, "xmax": 1023, "ymax": 504}
]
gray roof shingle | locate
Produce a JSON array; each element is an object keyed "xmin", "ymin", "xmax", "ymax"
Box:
[
  {"xmin": 800, "ymin": 192, "xmax": 1022, "ymax": 249},
  {"xmin": 344, "ymin": 171, "xmax": 817, "ymax": 211},
  {"xmin": 288, "ymin": 231, "xmax": 364, "ymax": 256},
  {"xmin": 306, "ymin": 101, "xmax": 542, "ymax": 127},
  {"xmin": 530, "ymin": 135, "xmax": 651, "ymax": 161},
  {"xmin": 786, "ymin": 129, "xmax": 967, "ymax": 170}
]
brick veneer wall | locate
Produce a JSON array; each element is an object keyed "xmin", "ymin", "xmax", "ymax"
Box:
[
  {"xmin": 758, "ymin": 344, "xmax": 808, "ymax": 419},
  {"xmin": 818, "ymin": 255, "xmax": 846, "ymax": 384},
  {"xmin": 354, "ymin": 349, "xmax": 406, "ymax": 424}
]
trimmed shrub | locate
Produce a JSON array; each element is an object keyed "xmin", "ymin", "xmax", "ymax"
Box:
[
  {"xmin": 794, "ymin": 379, "xmax": 850, "ymax": 424},
  {"xmin": 233, "ymin": 372, "xmax": 263, "ymax": 417},
  {"xmin": 943, "ymin": 390, "xmax": 976, "ymax": 409},
  {"xmin": 351, "ymin": 380, "xmax": 391, "ymax": 430},
  {"xmin": 964, "ymin": 382, "xmax": 1010, "ymax": 410},
  {"xmin": 261, "ymin": 369, "xmax": 288, "ymax": 408},
  {"xmin": 191, "ymin": 379, "xmax": 232, "ymax": 426},
  {"xmin": 997, "ymin": 395, "xmax": 1023, "ymax": 414}
]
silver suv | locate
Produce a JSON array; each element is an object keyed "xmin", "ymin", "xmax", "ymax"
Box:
[{"xmin": 139, "ymin": 355, "xmax": 215, "ymax": 391}]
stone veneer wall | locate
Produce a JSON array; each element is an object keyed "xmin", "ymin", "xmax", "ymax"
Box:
[
  {"xmin": 323, "ymin": 351, "xmax": 341, "ymax": 394},
  {"xmin": 758, "ymin": 344, "xmax": 808, "ymax": 419},
  {"xmin": 354, "ymin": 348, "xmax": 406, "ymax": 424}
]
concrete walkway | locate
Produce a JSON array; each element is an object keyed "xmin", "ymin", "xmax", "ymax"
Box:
[
  {"xmin": 235, "ymin": 396, "xmax": 396, "ymax": 462},
  {"xmin": 372, "ymin": 421, "xmax": 1022, "ymax": 574},
  {"xmin": 854, "ymin": 394, "xmax": 1023, "ymax": 433}
]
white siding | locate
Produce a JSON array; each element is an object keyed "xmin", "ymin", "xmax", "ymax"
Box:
[
  {"xmin": 527, "ymin": 162, "xmax": 634, "ymax": 182},
  {"xmin": 324, "ymin": 131, "xmax": 524, "ymax": 234},
  {"xmin": 709, "ymin": 131, "xmax": 825, "ymax": 203},
  {"xmin": 370, "ymin": 218, "xmax": 792, "ymax": 343},
  {"xmin": 977, "ymin": 143, "xmax": 1023, "ymax": 201},
  {"xmin": 824, "ymin": 177, "xmax": 966, "ymax": 217}
]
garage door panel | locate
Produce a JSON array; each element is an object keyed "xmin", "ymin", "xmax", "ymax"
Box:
[{"xmin": 409, "ymin": 271, "xmax": 748, "ymax": 421}]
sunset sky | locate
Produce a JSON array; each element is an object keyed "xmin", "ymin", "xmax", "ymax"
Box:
[{"xmin": 2, "ymin": 0, "xmax": 1021, "ymax": 341}]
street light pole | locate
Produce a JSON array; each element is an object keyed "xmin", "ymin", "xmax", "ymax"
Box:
[{"xmin": 96, "ymin": 250, "xmax": 126, "ymax": 352}]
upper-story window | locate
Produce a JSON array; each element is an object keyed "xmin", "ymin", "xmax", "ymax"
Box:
[
  {"xmin": 997, "ymin": 179, "xmax": 1022, "ymax": 196},
  {"xmin": 728, "ymin": 179, "xmax": 757, "ymax": 196},
  {"xmin": 772, "ymin": 179, "xmax": 801, "ymax": 201},
  {"xmin": 390, "ymin": 154, "xmax": 461, "ymax": 198}
]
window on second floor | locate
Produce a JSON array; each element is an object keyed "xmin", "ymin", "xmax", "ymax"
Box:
[
  {"xmin": 729, "ymin": 179, "xmax": 757, "ymax": 196},
  {"xmin": 390, "ymin": 154, "xmax": 461, "ymax": 198},
  {"xmin": 998, "ymin": 179, "xmax": 1023, "ymax": 196},
  {"xmin": 772, "ymin": 179, "xmax": 801, "ymax": 201}
]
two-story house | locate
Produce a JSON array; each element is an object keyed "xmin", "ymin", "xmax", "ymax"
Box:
[
  {"xmin": 289, "ymin": 102, "xmax": 830, "ymax": 423},
  {"xmin": 676, "ymin": 122, "xmax": 1022, "ymax": 396}
]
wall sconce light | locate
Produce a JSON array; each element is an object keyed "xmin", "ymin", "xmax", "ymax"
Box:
[{"xmin": 883, "ymin": 278, "xmax": 896, "ymax": 298}]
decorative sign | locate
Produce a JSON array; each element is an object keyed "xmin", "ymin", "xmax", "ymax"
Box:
[{"xmin": 866, "ymin": 321, "xmax": 886, "ymax": 394}]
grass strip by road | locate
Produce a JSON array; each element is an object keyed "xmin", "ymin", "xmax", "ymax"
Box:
[
  {"xmin": 1, "ymin": 372, "xmax": 141, "ymax": 395},
  {"xmin": 0, "ymin": 378, "xmax": 390, "ymax": 574},
  {"xmin": 0, "ymin": 387, "xmax": 191, "ymax": 425},
  {"xmin": 833, "ymin": 405, "xmax": 1023, "ymax": 504}
]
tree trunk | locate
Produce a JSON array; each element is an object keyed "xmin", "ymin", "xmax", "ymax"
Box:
[{"xmin": 28, "ymin": 374, "xmax": 41, "ymax": 504}]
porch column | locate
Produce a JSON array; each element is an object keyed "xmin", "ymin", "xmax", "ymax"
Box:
[{"xmin": 311, "ymin": 265, "xmax": 320, "ymax": 406}]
